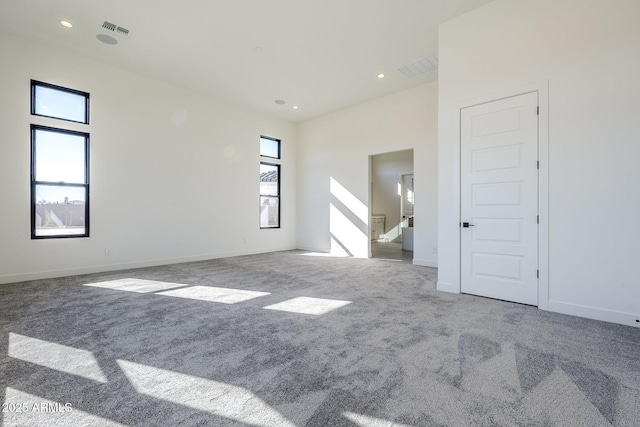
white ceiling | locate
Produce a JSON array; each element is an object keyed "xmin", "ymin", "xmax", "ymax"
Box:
[{"xmin": 0, "ymin": 0, "xmax": 494, "ymax": 122}]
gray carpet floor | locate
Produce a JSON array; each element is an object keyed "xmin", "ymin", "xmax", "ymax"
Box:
[{"xmin": 1, "ymin": 250, "xmax": 639, "ymax": 426}]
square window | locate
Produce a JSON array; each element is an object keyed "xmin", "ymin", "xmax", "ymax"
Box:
[{"xmin": 33, "ymin": 128, "xmax": 86, "ymax": 183}]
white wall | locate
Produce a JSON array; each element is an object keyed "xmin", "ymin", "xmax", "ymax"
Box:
[
  {"xmin": 438, "ymin": 0, "xmax": 640, "ymax": 326},
  {"xmin": 0, "ymin": 31, "xmax": 297, "ymax": 284},
  {"xmin": 371, "ymin": 150, "xmax": 413, "ymax": 242},
  {"xmin": 297, "ymin": 82, "xmax": 438, "ymax": 266}
]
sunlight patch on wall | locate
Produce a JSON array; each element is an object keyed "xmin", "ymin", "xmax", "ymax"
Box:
[
  {"xmin": 329, "ymin": 176, "xmax": 369, "ymax": 258},
  {"xmin": 330, "ymin": 234, "xmax": 353, "ymax": 256},
  {"xmin": 330, "ymin": 177, "xmax": 368, "ymax": 224},
  {"xmin": 8, "ymin": 333, "xmax": 108, "ymax": 383},
  {"xmin": 157, "ymin": 285, "xmax": 270, "ymax": 304},
  {"xmin": 330, "ymin": 204, "xmax": 368, "ymax": 257},
  {"xmin": 382, "ymin": 223, "xmax": 401, "ymax": 242},
  {"xmin": 263, "ymin": 296, "xmax": 351, "ymax": 315},
  {"xmin": 117, "ymin": 360, "xmax": 296, "ymax": 427},
  {"xmin": 83, "ymin": 278, "xmax": 185, "ymax": 293}
]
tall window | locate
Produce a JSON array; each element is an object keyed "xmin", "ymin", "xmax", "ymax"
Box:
[
  {"xmin": 260, "ymin": 136, "xmax": 281, "ymax": 229},
  {"xmin": 31, "ymin": 81, "xmax": 90, "ymax": 238}
]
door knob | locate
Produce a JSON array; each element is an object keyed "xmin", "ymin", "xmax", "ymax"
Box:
[{"xmin": 461, "ymin": 222, "xmax": 475, "ymax": 228}]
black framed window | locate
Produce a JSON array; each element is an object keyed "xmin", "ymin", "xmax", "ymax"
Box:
[
  {"xmin": 259, "ymin": 136, "xmax": 281, "ymax": 229},
  {"xmin": 31, "ymin": 125, "xmax": 90, "ymax": 238},
  {"xmin": 260, "ymin": 136, "xmax": 280, "ymax": 159},
  {"xmin": 31, "ymin": 80, "xmax": 90, "ymax": 124},
  {"xmin": 30, "ymin": 80, "xmax": 90, "ymax": 239},
  {"xmin": 260, "ymin": 162, "xmax": 280, "ymax": 228}
]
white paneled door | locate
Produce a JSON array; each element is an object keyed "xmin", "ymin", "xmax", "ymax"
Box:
[{"xmin": 460, "ymin": 92, "xmax": 539, "ymax": 305}]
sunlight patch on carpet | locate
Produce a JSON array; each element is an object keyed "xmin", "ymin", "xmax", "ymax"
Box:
[
  {"xmin": 263, "ymin": 297, "xmax": 351, "ymax": 315},
  {"xmin": 117, "ymin": 360, "xmax": 296, "ymax": 427},
  {"xmin": 157, "ymin": 285, "xmax": 270, "ymax": 304},
  {"xmin": 343, "ymin": 411, "xmax": 413, "ymax": 427},
  {"xmin": 298, "ymin": 251, "xmax": 350, "ymax": 258},
  {"xmin": 8, "ymin": 333, "xmax": 108, "ymax": 383},
  {"xmin": 83, "ymin": 278, "xmax": 185, "ymax": 293}
]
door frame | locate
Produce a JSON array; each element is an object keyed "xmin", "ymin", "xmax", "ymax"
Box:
[{"xmin": 453, "ymin": 82, "xmax": 549, "ymax": 310}]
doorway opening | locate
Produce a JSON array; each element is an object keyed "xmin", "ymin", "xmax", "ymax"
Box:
[{"xmin": 369, "ymin": 149, "xmax": 414, "ymax": 262}]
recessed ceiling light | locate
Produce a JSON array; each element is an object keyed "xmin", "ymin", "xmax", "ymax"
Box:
[
  {"xmin": 59, "ymin": 20, "xmax": 74, "ymax": 28},
  {"xmin": 292, "ymin": 106, "xmax": 299, "ymax": 110},
  {"xmin": 274, "ymin": 100, "xmax": 286, "ymax": 105},
  {"xmin": 377, "ymin": 73, "xmax": 385, "ymax": 79}
]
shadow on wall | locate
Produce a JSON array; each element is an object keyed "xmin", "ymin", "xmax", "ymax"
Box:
[{"xmin": 329, "ymin": 177, "xmax": 368, "ymax": 258}]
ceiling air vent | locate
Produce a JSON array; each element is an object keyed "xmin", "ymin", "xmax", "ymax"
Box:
[
  {"xmin": 398, "ymin": 53, "xmax": 438, "ymax": 79},
  {"xmin": 99, "ymin": 20, "xmax": 131, "ymax": 39},
  {"xmin": 115, "ymin": 26, "xmax": 129, "ymax": 37},
  {"xmin": 97, "ymin": 21, "xmax": 131, "ymax": 45},
  {"xmin": 102, "ymin": 21, "xmax": 117, "ymax": 32}
]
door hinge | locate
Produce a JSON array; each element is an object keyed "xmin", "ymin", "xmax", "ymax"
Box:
[
  {"xmin": 537, "ymin": 160, "xmax": 540, "ymax": 169},
  {"xmin": 537, "ymin": 215, "xmax": 539, "ymax": 224},
  {"xmin": 537, "ymin": 270, "xmax": 539, "ymax": 278},
  {"xmin": 537, "ymin": 106, "xmax": 539, "ymax": 115}
]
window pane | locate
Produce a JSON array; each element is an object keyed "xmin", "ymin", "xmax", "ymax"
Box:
[
  {"xmin": 34, "ymin": 185, "xmax": 86, "ymax": 236},
  {"xmin": 34, "ymin": 84, "xmax": 87, "ymax": 123},
  {"xmin": 260, "ymin": 163, "xmax": 279, "ymax": 196},
  {"xmin": 260, "ymin": 196, "xmax": 279, "ymax": 228},
  {"xmin": 35, "ymin": 129, "xmax": 86, "ymax": 183},
  {"xmin": 260, "ymin": 137, "xmax": 280, "ymax": 158}
]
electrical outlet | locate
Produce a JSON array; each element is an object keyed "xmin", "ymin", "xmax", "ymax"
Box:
[{"xmin": 104, "ymin": 248, "xmax": 112, "ymax": 256}]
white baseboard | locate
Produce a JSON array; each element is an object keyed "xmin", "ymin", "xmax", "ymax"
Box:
[
  {"xmin": 437, "ymin": 281, "xmax": 460, "ymax": 294},
  {"xmin": 547, "ymin": 300, "xmax": 640, "ymax": 328},
  {"xmin": 413, "ymin": 258, "xmax": 438, "ymax": 268},
  {"xmin": 0, "ymin": 246, "xmax": 298, "ymax": 285}
]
